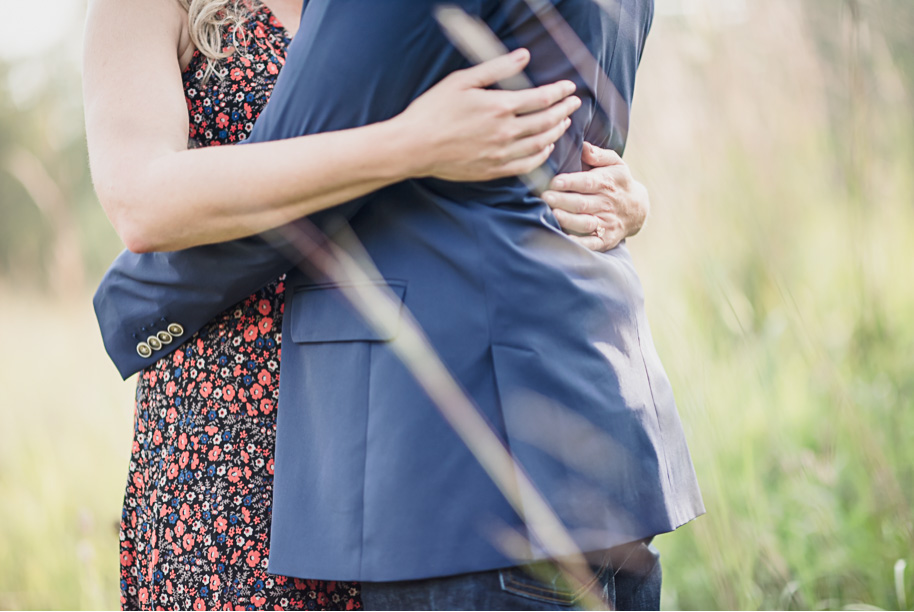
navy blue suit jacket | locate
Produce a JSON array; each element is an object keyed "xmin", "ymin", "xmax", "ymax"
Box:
[{"xmin": 95, "ymin": 0, "xmax": 703, "ymax": 581}]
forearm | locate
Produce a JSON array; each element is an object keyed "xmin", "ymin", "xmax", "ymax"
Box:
[{"xmin": 105, "ymin": 118, "xmax": 419, "ymax": 253}]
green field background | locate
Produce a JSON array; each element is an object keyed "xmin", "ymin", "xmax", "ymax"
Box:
[{"xmin": 1, "ymin": 0, "xmax": 913, "ymax": 609}]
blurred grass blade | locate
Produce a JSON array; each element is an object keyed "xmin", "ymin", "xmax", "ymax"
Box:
[
  {"xmin": 520, "ymin": 0, "xmax": 630, "ymax": 146},
  {"xmin": 434, "ymin": 4, "xmax": 554, "ymax": 194},
  {"xmin": 895, "ymin": 559, "xmax": 907, "ymax": 610},
  {"xmin": 434, "ymin": 5, "xmax": 534, "ymax": 91}
]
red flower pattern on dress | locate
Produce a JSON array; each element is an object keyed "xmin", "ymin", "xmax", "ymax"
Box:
[{"xmin": 118, "ymin": 5, "xmax": 360, "ymax": 610}]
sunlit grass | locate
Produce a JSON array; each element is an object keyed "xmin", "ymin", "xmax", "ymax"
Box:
[
  {"xmin": 0, "ymin": 295, "xmax": 134, "ymax": 610},
  {"xmin": 626, "ymin": 7, "xmax": 914, "ymax": 609}
]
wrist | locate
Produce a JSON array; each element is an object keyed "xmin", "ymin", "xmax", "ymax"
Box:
[{"xmin": 383, "ymin": 113, "xmax": 434, "ymax": 180}]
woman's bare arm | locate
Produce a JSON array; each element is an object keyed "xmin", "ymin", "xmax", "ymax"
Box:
[{"xmin": 83, "ymin": 0, "xmax": 580, "ymax": 253}]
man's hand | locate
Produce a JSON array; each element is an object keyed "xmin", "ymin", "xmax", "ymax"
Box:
[{"xmin": 542, "ymin": 142, "xmax": 650, "ymax": 252}]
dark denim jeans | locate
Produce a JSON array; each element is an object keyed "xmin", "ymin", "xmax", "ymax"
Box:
[{"xmin": 360, "ymin": 538, "xmax": 662, "ymax": 611}]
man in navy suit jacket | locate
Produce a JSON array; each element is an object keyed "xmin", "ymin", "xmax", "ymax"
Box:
[{"xmin": 95, "ymin": 0, "xmax": 703, "ymax": 607}]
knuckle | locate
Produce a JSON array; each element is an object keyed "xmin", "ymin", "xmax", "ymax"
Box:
[
  {"xmin": 597, "ymin": 197, "xmax": 615, "ymax": 213},
  {"xmin": 538, "ymin": 132, "xmax": 557, "ymax": 149},
  {"xmin": 532, "ymin": 149, "xmax": 550, "ymax": 166},
  {"xmin": 537, "ymin": 87, "xmax": 558, "ymax": 108},
  {"xmin": 505, "ymin": 123, "xmax": 523, "ymax": 141},
  {"xmin": 551, "ymin": 103, "xmax": 570, "ymax": 120},
  {"xmin": 494, "ymin": 126, "xmax": 515, "ymax": 144},
  {"xmin": 528, "ymin": 155, "xmax": 544, "ymax": 168},
  {"xmin": 507, "ymin": 159, "xmax": 527, "ymax": 175},
  {"xmin": 535, "ymin": 115, "xmax": 554, "ymax": 134},
  {"xmin": 540, "ymin": 83, "xmax": 560, "ymax": 100},
  {"xmin": 530, "ymin": 119, "xmax": 549, "ymax": 135},
  {"xmin": 523, "ymin": 142, "xmax": 549, "ymax": 158},
  {"xmin": 482, "ymin": 149, "xmax": 501, "ymax": 165},
  {"xmin": 533, "ymin": 92, "xmax": 551, "ymax": 109},
  {"xmin": 495, "ymin": 99, "xmax": 515, "ymax": 116}
]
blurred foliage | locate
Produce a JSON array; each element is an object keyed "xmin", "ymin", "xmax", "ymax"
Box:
[
  {"xmin": 625, "ymin": 0, "xmax": 914, "ymax": 609},
  {"xmin": 1, "ymin": 0, "xmax": 913, "ymax": 609},
  {"xmin": 0, "ymin": 35, "xmax": 120, "ymax": 297}
]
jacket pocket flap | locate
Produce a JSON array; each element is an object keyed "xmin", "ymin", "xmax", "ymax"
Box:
[{"xmin": 290, "ymin": 281, "xmax": 407, "ymax": 343}]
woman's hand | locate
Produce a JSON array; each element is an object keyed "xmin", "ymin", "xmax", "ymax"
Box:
[
  {"xmin": 542, "ymin": 142, "xmax": 650, "ymax": 252},
  {"xmin": 395, "ymin": 49, "xmax": 581, "ymax": 182}
]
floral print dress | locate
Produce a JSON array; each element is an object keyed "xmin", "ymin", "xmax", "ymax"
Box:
[{"xmin": 118, "ymin": 6, "xmax": 361, "ymax": 610}]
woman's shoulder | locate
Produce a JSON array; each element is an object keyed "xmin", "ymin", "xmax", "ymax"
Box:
[
  {"xmin": 85, "ymin": 0, "xmax": 189, "ymax": 65},
  {"xmin": 86, "ymin": 0, "xmax": 187, "ymax": 33}
]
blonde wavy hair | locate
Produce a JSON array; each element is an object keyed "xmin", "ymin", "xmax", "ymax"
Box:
[{"xmin": 176, "ymin": 0, "xmax": 260, "ymax": 81}]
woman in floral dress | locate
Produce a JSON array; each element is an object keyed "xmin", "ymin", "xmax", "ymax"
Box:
[{"xmin": 82, "ymin": 0, "xmax": 652, "ymax": 609}]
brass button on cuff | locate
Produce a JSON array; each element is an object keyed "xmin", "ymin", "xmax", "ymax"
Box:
[
  {"xmin": 157, "ymin": 330, "xmax": 174, "ymax": 345},
  {"xmin": 147, "ymin": 335, "xmax": 163, "ymax": 351},
  {"xmin": 136, "ymin": 342, "xmax": 153, "ymax": 358},
  {"xmin": 167, "ymin": 323, "xmax": 185, "ymax": 337}
]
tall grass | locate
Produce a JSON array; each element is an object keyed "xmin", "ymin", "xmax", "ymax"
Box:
[
  {"xmin": 1, "ymin": 0, "xmax": 912, "ymax": 609},
  {"xmin": 626, "ymin": 1, "xmax": 914, "ymax": 608},
  {"xmin": 0, "ymin": 295, "xmax": 134, "ymax": 610}
]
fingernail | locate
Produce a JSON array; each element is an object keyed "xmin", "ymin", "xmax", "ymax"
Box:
[
  {"xmin": 512, "ymin": 48, "xmax": 527, "ymax": 61},
  {"xmin": 564, "ymin": 118, "xmax": 572, "ymax": 128},
  {"xmin": 543, "ymin": 192, "xmax": 556, "ymax": 203},
  {"xmin": 553, "ymin": 177, "xmax": 566, "ymax": 189},
  {"xmin": 564, "ymin": 81, "xmax": 576, "ymax": 94}
]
